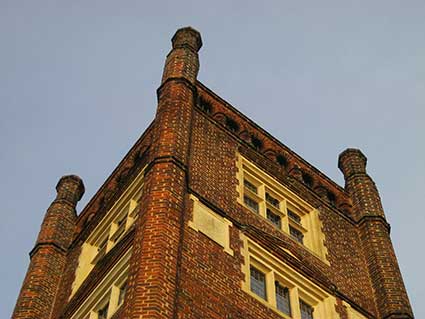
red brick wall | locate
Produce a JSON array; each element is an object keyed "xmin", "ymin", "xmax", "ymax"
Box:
[{"xmin": 184, "ymin": 108, "xmax": 377, "ymax": 317}]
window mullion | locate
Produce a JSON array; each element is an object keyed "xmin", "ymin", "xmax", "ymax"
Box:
[
  {"xmin": 105, "ymin": 226, "xmax": 113, "ymax": 252},
  {"xmin": 109, "ymin": 285, "xmax": 120, "ymax": 316},
  {"xmin": 258, "ymin": 184, "xmax": 266, "ymax": 218},
  {"xmin": 128, "ymin": 198, "xmax": 138, "ymax": 217},
  {"xmin": 267, "ymin": 271, "xmax": 276, "ymax": 307},
  {"xmin": 309, "ymin": 209, "xmax": 321, "ymax": 256},
  {"xmin": 281, "ymin": 200, "xmax": 290, "ymax": 233},
  {"xmin": 290, "ymin": 287, "xmax": 302, "ymax": 319}
]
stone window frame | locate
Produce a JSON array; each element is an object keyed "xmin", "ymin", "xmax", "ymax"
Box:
[
  {"xmin": 89, "ymin": 198, "xmax": 138, "ymax": 265},
  {"xmin": 71, "ymin": 167, "xmax": 145, "ymax": 296},
  {"xmin": 250, "ymin": 265, "xmax": 267, "ymax": 299},
  {"xmin": 90, "ymin": 184, "xmax": 142, "ymax": 265},
  {"xmin": 275, "ymin": 281, "xmax": 292, "ymax": 316},
  {"xmin": 236, "ymin": 154, "xmax": 328, "ymax": 262},
  {"xmin": 70, "ymin": 249, "xmax": 131, "ymax": 319},
  {"xmin": 241, "ymin": 234, "xmax": 338, "ymax": 319}
]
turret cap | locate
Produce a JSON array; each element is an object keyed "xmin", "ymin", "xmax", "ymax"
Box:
[
  {"xmin": 338, "ymin": 148, "xmax": 368, "ymax": 178},
  {"xmin": 56, "ymin": 175, "xmax": 85, "ymax": 203},
  {"xmin": 171, "ymin": 26, "xmax": 202, "ymax": 52}
]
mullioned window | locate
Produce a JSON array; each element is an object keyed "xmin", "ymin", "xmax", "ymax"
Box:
[{"xmin": 236, "ymin": 154, "xmax": 328, "ymax": 262}]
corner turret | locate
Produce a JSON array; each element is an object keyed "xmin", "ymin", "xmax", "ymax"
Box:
[
  {"xmin": 161, "ymin": 26, "xmax": 202, "ymax": 85},
  {"xmin": 338, "ymin": 148, "xmax": 385, "ymax": 221},
  {"xmin": 121, "ymin": 27, "xmax": 202, "ymax": 319},
  {"xmin": 12, "ymin": 175, "xmax": 84, "ymax": 319},
  {"xmin": 338, "ymin": 148, "xmax": 413, "ymax": 319}
]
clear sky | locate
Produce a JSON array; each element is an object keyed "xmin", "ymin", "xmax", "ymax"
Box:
[{"xmin": 1, "ymin": 1, "xmax": 424, "ymax": 317}]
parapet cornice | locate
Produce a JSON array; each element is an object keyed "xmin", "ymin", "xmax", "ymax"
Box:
[
  {"xmin": 195, "ymin": 81, "xmax": 353, "ymax": 217},
  {"xmin": 72, "ymin": 121, "xmax": 154, "ymax": 245}
]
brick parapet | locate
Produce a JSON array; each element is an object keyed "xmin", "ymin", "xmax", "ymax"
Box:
[
  {"xmin": 72, "ymin": 142, "xmax": 151, "ymax": 247},
  {"xmin": 73, "ymin": 121, "xmax": 154, "ymax": 239},
  {"xmin": 195, "ymin": 82, "xmax": 354, "ymax": 218},
  {"xmin": 190, "ymin": 108, "xmax": 357, "ymax": 227}
]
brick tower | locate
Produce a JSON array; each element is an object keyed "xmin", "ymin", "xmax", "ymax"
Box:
[{"xmin": 13, "ymin": 27, "xmax": 413, "ymax": 319}]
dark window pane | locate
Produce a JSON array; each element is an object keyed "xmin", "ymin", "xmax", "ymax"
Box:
[
  {"xmin": 300, "ymin": 300, "xmax": 314, "ymax": 319},
  {"xmin": 244, "ymin": 196, "xmax": 259, "ymax": 213},
  {"xmin": 276, "ymin": 282, "xmax": 291, "ymax": 316},
  {"xmin": 250, "ymin": 266, "xmax": 266, "ymax": 300},
  {"xmin": 266, "ymin": 192, "xmax": 279, "ymax": 208},
  {"xmin": 287, "ymin": 209, "xmax": 301, "ymax": 224},
  {"xmin": 97, "ymin": 239, "xmax": 108, "ymax": 259},
  {"xmin": 244, "ymin": 179, "xmax": 257, "ymax": 194},
  {"xmin": 113, "ymin": 215, "xmax": 127, "ymax": 243},
  {"xmin": 266, "ymin": 209, "xmax": 281, "ymax": 228},
  {"xmin": 117, "ymin": 214, "xmax": 127, "ymax": 227},
  {"xmin": 118, "ymin": 281, "xmax": 127, "ymax": 305},
  {"xmin": 289, "ymin": 226, "xmax": 304, "ymax": 244},
  {"xmin": 99, "ymin": 238, "xmax": 108, "ymax": 250},
  {"xmin": 97, "ymin": 302, "xmax": 109, "ymax": 319}
]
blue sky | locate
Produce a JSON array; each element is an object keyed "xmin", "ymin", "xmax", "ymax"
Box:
[{"xmin": 1, "ymin": 1, "xmax": 424, "ymax": 317}]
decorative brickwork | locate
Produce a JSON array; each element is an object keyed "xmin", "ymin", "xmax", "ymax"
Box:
[{"xmin": 13, "ymin": 27, "xmax": 413, "ymax": 319}]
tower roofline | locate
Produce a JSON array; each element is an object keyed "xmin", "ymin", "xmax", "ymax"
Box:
[
  {"xmin": 196, "ymin": 80, "xmax": 348, "ymax": 197},
  {"xmin": 72, "ymin": 120, "xmax": 155, "ymax": 239}
]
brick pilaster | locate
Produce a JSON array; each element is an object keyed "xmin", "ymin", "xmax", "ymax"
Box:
[
  {"xmin": 122, "ymin": 27, "xmax": 202, "ymax": 319},
  {"xmin": 12, "ymin": 175, "xmax": 84, "ymax": 319},
  {"xmin": 339, "ymin": 149, "xmax": 413, "ymax": 319}
]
